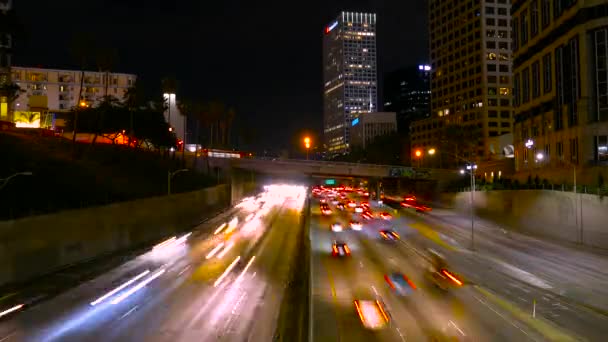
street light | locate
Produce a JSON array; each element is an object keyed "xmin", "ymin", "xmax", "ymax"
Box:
[
  {"xmin": 428, "ymin": 148, "xmax": 436, "ymax": 156},
  {"xmin": 304, "ymin": 137, "xmax": 311, "ymax": 160},
  {"xmin": 460, "ymin": 163, "xmax": 477, "ymax": 250},
  {"xmin": 0, "ymin": 172, "xmax": 33, "ymax": 191},
  {"xmin": 167, "ymin": 169, "xmax": 188, "ymax": 195}
]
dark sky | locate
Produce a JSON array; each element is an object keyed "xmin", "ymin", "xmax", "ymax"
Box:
[{"xmin": 13, "ymin": 0, "xmax": 428, "ymax": 153}]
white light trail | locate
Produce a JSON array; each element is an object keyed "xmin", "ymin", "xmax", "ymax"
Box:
[
  {"xmin": 206, "ymin": 242, "xmax": 225, "ymax": 259},
  {"xmin": 0, "ymin": 304, "xmax": 24, "ymax": 318},
  {"xmin": 245, "ymin": 213, "xmax": 254, "ymax": 222},
  {"xmin": 236, "ymin": 256, "xmax": 256, "ymax": 282},
  {"xmin": 214, "ymin": 256, "xmax": 241, "ymax": 287},
  {"xmin": 217, "ymin": 242, "xmax": 235, "ymax": 259},
  {"xmin": 153, "ymin": 237, "xmax": 176, "ymax": 250},
  {"xmin": 214, "ymin": 223, "xmax": 227, "ymax": 235},
  {"xmin": 90, "ymin": 270, "xmax": 151, "ymax": 306},
  {"xmin": 175, "ymin": 232, "xmax": 192, "ymax": 244},
  {"xmin": 111, "ymin": 269, "xmax": 166, "ymax": 305}
]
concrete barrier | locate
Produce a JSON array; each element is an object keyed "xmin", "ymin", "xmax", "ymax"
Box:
[
  {"xmin": 439, "ymin": 190, "xmax": 608, "ymax": 249},
  {"xmin": 0, "ymin": 185, "xmax": 235, "ymax": 287}
]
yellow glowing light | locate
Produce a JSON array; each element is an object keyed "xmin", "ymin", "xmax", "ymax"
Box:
[
  {"xmin": 415, "ymin": 150, "xmax": 422, "ymax": 157},
  {"xmin": 428, "ymin": 148, "xmax": 436, "ymax": 155}
]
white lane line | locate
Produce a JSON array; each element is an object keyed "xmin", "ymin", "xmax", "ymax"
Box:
[
  {"xmin": 90, "ymin": 270, "xmax": 151, "ymax": 306},
  {"xmin": 449, "ymin": 320, "xmax": 466, "ymax": 336},
  {"xmin": 371, "ymin": 286, "xmax": 378, "ymax": 295},
  {"xmin": 119, "ymin": 305, "xmax": 138, "ymax": 320},
  {"xmin": 178, "ymin": 265, "xmax": 191, "ymax": 276},
  {"xmin": 0, "ymin": 332, "xmax": 16, "ymax": 342},
  {"xmin": 111, "ymin": 269, "xmax": 166, "ymax": 305},
  {"xmin": 396, "ymin": 327, "xmax": 406, "ymax": 341},
  {"xmin": 206, "ymin": 242, "xmax": 225, "ymax": 259},
  {"xmin": 0, "ymin": 304, "xmax": 24, "ymax": 318},
  {"xmin": 214, "ymin": 256, "xmax": 241, "ymax": 287},
  {"xmin": 473, "ymin": 295, "xmax": 539, "ymax": 341},
  {"xmin": 236, "ymin": 256, "xmax": 256, "ymax": 282}
]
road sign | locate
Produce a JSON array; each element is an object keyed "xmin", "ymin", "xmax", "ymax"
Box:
[{"xmin": 325, "ymin": 179, "xmax": 336, "ymax": 185}]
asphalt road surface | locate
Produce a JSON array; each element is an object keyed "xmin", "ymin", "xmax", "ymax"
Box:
[
  {"xmin": 310, "ymin": 193, "xmax": 607, "ymax": 341},
  {"xmin": 0, "ymin": 186, "xmax": 307, "ymax": 342}
]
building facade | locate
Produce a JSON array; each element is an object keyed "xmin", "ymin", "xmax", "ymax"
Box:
[
  {"xmin": 323, "ymin": 11, "xmax": 378, "ymax": 154},
  {"xmin": 350, "ymin": 111, "xmax": 397, "ymax": 149},
  {"xmin": 0, "ymin": 0, "xmax": 14, "ymax": 123},
  {"xmin": 10, "ymin": 66, "xmax": 136, "ymax": 128},
  {"xmin": 413, "ymin": 0, "xmax": 514, "ymax": 165},
  {"xmin": 384, "ymin": 65, "xmax": 431, "ymax": 135},
  {"xmin": 512, "ymin": 0, "xmax": 608, "ymax": 185}
]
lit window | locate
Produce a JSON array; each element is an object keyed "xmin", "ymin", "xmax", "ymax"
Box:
[{"xmin": 499, "ymin": 87, "xmax": 511, "ymax": 95}]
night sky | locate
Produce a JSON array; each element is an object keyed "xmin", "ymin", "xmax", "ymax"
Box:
[{"xmin": 13, "ymin": 0, "xmax": 428, "ymax": 153}]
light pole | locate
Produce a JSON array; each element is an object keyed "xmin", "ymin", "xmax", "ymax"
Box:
[
  {"xmin": 304, "ymin": 137, "xmax": 311, "ymax": 160},
  {"xmin": 460, "ymin": 164, "xmax": 477, "ymax": 250},
  {"xmin": 168, "ymin": 169, "xmax": 188, "ymax": 195},
  {"xmin": 414, "ymin": 149, "xmax": 422, "ymax": 167},
  {"xmin": 0, "ymin": 172, "xmax": 33, "ymax": 191}
]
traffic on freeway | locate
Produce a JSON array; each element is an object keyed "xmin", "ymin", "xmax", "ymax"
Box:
[
  {"xmin": 310, "ymin": 184, "xmax": 608, "ymax": 342},
  {"xmin": 0, "ymin": 184, "xmax": 307, "ymax": 342}
]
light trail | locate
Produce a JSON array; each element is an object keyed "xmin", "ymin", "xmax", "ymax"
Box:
[
  {"xmin": 153, "ymin": 237, "xmax": 176, "ymax": 250},
  {"xmin": 236, "ymin": 256, "xmax": 256, "ymax": 282},
  {"xmin": 90, "ymin": 270, "xmax": 151, "ymax": 306},
  {"xmin": 214, "ymin": 223, "xmax": 227, "ymax": 235},
  {"xmin": 111, "ymin": 269, "xmax": 166, "ymax": 305},
  {"xmin": 214, "ymin": 256, "xmax": 241, "ymax": 287},
  {"xmin": 0, "ymin": 304, "xmax": 24, "ymax": 318},
  {"xmin": 206, "ymin": 242, "xmax": 225, "ymax": 259},
  {"xmin": 217, "ymin": 242, "xmax": 235, "ymax": 259}
]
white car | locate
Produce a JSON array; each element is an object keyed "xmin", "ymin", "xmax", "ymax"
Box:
[
  {"xmin": 354, "ymin": 206, "xmax": 363, "ymax": 213},
  {"xmin": 354, "ymin": 299, "xmax": 390, "ymax": 330},
  {"xmin": 331, "ymin": 223, "xmax": 343, "ymax": 232},
  {"xmin": 350, "ymin": 221, "xmax": 362, "ymax": 231}
]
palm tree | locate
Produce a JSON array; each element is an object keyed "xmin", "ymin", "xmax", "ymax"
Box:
[
  {"xmin": 207, "ymin": 101, "xmax": 225, "ymax": 148},
  {"xmin": 69, "ymin": 32, "xmax": 95, "ymax": 149},
  {"xmin": 225, "ymin": 107, "xmax": 236, "ymax": 147}
]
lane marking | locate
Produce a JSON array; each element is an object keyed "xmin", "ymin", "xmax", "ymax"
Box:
[
  {"xmin": 0, "ymin": 332, "xmax": 16, "ymax": 342},
  {"xmin": 214, "ymin": 256, "xmax": 241, "ymax": 287},
  {"xmin": 90, "ymin": 270, "xmax": 151, "ymax": 306},
  {"xmin": 236, "ymin": 256, "xmax": 256, "ymax": 282},
  {"xmin": 472, "ymin": 294, "xmax": 538, "ymax": 341},
  {"xmin": 178, "ymin": 265, "xmax": 191, "ymax": 276},
  {"xmin": 449, "ymin": 320, "xmax": 466, "ymax": 336},
  {"xmin": 111, "ymin": 269, "xmax": 166, "ymax": 305},
  {"xmin": 205, "ymin": 242, "xmax": 225, "ymax": 259},
  {"xmin": 119, "ymin": 305, "xmax": 138, "ymax": 320},
  {"xmin": 396, "ymin": 327, "xmax": 406, "ymax": 341}
]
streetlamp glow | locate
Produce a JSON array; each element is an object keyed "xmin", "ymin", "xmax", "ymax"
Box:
[
  {"xmin": 428, "ymin": 148, "xmax": 436, "ymax": 155},
  {"xmin": 415, "ymin": 150, "xmax": 422, "ymax": 157},
  {"xmin": 303, "ymin": 137, "xmax": 311, "ymax": 160},
  {"xmin": 536, "ymin": 152, "xmax": 544, "ymax": 160},
  {"xmin": 460, "ymin": 169, "xmax": 465, "ymax": 174}
]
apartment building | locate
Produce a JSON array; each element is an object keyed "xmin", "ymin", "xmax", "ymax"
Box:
[
  {"xmin": 512, "ymin": 0, "xmax": 608, "ymax": 185},
  {"xmin": 413, "ymin": 0, "xmax": 514, "ymax": 166},
  {"xmin": 10, "ymin": 66, "xmax": 136, "ymax": 128}
]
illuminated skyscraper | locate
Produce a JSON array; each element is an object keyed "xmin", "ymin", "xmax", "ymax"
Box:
[{"xmin": 323, "ymin": 11, "xmax": 378, "ymax": 154}]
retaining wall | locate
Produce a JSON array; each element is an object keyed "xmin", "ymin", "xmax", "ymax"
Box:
[
  {"xmin": 0, "ymin": 184, "xmax": 239, "ymax": 287},
  {"xmin": 440, "ymin": 190, "xmax": 608, "ymax": 249}
]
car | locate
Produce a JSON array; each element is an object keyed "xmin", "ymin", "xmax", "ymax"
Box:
[
  {"xmin": 354, "ymin": 299, "xmax": 390, "ymax": 330},
  {"xmin": 331, "ymin": 199, "xmax": 340, "ymax": 205},
  {"xmin": 332, "ymin": 241, "xmax": 351, "ymax": 257},
  {"xmin": 361, "ymin": 202, "xmax": 369, "ymax": 208},
  {"xmin": 331, "ymin": 222, "xmax": 344, "ymax": 232},
  {"xmin": 320, "ymin": 204, "xmax": 332, "ymax": 215},
  {"xmin": 361, "ymin": 211, "xmax": 374, "ymax": 220},
  {"xmin": 413, "ymin": 204, "xmax": 432, "ymax": 212},
  {"xmin": 347, "ymin": 201, "xmax": 357, "ymax": 208},
  {"xmin": 384, "ymin": 273, "xmax": 416, "ymax": 296},
  {"xmin": 379, "ymin": 212, "xmax": 392, "ymax": 220},
  {"xmin": 350, "ymin": 221, "xmax": 362, "ymax": 231},
  {"xmin": 380, "ymin": 230, "xmax": 400, "ymax": 241},
  {"xmin": 354, "ymin": 206, "xmax": 364, "ymax": 213}
]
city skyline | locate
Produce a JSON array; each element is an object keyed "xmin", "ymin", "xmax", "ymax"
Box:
[{"xmin": 8, "ymin": 0, "xmax": 429, "ymax": 152}]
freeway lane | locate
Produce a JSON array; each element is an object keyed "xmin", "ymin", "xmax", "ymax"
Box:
[
  {"xmin": 310, "ymin": 194, "xmax": 572, "ymax": 341},
  {"xmin": 0, "ymin": 185, "xmax": 307, "ymax": 342},
  {"xmin": 377, "ymin": 199, "xmax": 608, "ymax": 341}
]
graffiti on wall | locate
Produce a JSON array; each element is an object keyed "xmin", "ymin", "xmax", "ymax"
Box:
[{"xmin": 389, "ymin": 167, "xmax": 431, "ymax": 179}]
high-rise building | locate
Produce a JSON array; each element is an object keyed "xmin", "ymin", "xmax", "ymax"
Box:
[
  {"xmin": 350, "ymin": 111, "xmax": 397, "ymax": 149},
  {"xmin": 412, "ymin": 0, "xmax": 514, "ymax": 165},
  {"xmin": 512, "ymin": 0, "xmax": 608, "ymax": 185},
  {"xmin": 0, "ymin": 0, "xmax": 14, "ymax": 124},
  {"xmin": 323, "ymin": 11, "xmax": 378, "ymax": 155},
  {"xmin": 384, "ymin": 65, "xmax": 431, "ymax": 134}
]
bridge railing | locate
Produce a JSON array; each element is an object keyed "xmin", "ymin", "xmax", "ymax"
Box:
[{"xmin": 240, "ymin": 157, "xmax": 428, "ymax": 170}]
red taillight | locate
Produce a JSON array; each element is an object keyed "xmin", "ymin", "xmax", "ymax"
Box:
[
  {"xmin": 441, "ymin": 269, "xmax": 463, "ymax": 286},
  {"xmin": 384, "ymin": 275, "xmax": 396, "ymax": 289}
]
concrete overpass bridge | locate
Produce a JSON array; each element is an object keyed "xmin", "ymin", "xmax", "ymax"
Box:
[{"xmin": 199, "ymin": 157, "xmax": 461, "ymax": 195}]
